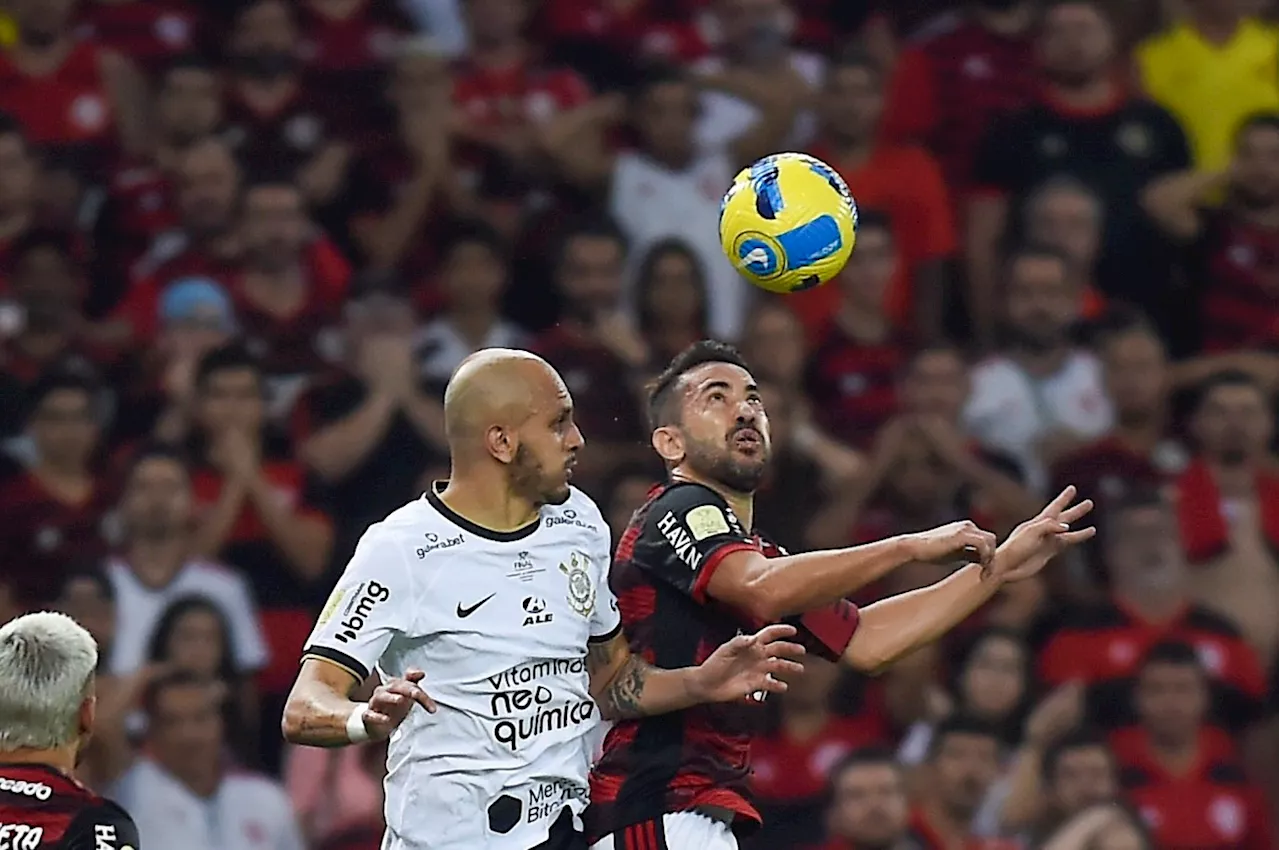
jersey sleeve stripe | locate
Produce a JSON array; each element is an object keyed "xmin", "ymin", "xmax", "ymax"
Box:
[
  {"xmin": 589, "ymin": 622, "xmax": 623, "ymax": 644},
  {"xmin": 301, "ymin": 646, "xmax": 370, "ymax": 682},
  {"xmin": 691, "ymin": 542, "xmax": 759, "ymax": 604}
]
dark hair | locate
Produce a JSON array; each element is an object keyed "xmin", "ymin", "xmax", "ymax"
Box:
[
  {"xmin": 195, "ymin": 342, "xmax": 262, "ymax": 391},
  {"xmin": 823, "ymin": 745, "xmax": 901, "ymax": 806},
  {"xmin": 440, "ymin": 218, "xmax": 508, "ymax": 265},
  {"xmin": 26, "ymin": 370, "xmax": 98, "ymax": 418},
  {"xmin": 646, "ymin": 340, "xmax": 752, "ymax": 430},
  {"xmin": 635, "ymin": 238, "xmax": 708, "ymax": 338},
  {"xmin": 8, "ymin": 227, "xmax": 78, "ymax": 272},
  {"xmin": 854, "ymin": 207, "xmax": 892, "ymax": 237},
  {"xmin": 1193, "ymin": 369, "xmax": 1267, "ymax": 413},
  {"xmin": 147, "ymin": 595, "xmax": 238, "ymax": 683},
  {"xmin": 142, "ymin": 668, "xmax": 217, "ymax": 717},
  {"xmin": 629, "ymin": 62, "xmax": 691, "ymax": 104},
  {"xmin": 552, "ymin": 214, "xmax": 627, "ymax": 272},
  {"xmin": 828, "ymin": 42, "xmax": 883, "ymax": 79},
  {"xmin": 124, "ymin": 443, "xmax": 190, "ymax": 484},
  {"xmin": 1139, "ymin": 640, "xmax": 1203, "ymax": 674},
  {"xmin": 928, "ymin": 713, "xmax": 1001, "ymax": 759},
  {"xmin": 1041, "ymin": 728, "xmax": 1112, "ymax": 784},
  {"xmin": 1098, "ymin": 483, "xmax": 1168, "ymax": 548},
  {"xmin": 1004, "ymin": 242, "xmax": 1071, "ymax": 280},
  {"xmin": 242, "ymin": 169, "xmax": 301, "ymax": 198},
  {"xmin": 55, "ymin": 566, "xmax": 115, "ymax": 605},
  {"xmin": 0, "ymin": 111, "xmax": 29, "ymax": 149},
  {"xmin": 161, "ymin": 52, "xmax": 217, "ymax": 81}
]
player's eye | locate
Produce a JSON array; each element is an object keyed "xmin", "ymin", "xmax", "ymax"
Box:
[
  {"xmin": 747, "ymin": 394, "xmax": 764, "ymax": 406},
  {"xmin": 708, "ymin": 391, "xmax": 726, "ymax": 403}
]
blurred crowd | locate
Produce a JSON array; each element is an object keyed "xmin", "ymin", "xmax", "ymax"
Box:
[{"xmin": 0, "ymin": 0, "xmax": 1273, "ymax": 848}]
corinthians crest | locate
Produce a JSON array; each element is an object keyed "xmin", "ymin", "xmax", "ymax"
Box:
[{"xmin": 559, "ymin": 552, "xmax": 595, "ymax": 617}]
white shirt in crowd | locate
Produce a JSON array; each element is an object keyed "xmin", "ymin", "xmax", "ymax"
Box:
[
  {"xmin": 416, "ymin": 318, "xmax": 529, "ymax": 388},
  {"xmin": 105, "ymin": 556, "xmax": 270, "ymax": 676},
  {"xmin": 301, "ymin": 485, "xmax": 620, "ymax": 849},
  {"xmin": 114, "ymin": 758, "xmax": 304, "ymax": 850},
  {"xmin": 962, "ymin": 350, "xmax": 1114, "ymax": 492},
  {"xmin": 610, "ymin": 149, "xmax": 749, "ymax": 340},
  {"xmin": 691, "ymin": 51, "xmax": 824, "ymax": 154}
]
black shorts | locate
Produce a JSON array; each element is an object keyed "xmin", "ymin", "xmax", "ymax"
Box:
[{"xmin": 531, "ymin": 807, "xmax": 588, "ymax": 850}]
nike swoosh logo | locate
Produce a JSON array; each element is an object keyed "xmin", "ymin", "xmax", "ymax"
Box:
[{"xmin": 456, "ymin": 594, "xmax": 496, "ymax": 618}]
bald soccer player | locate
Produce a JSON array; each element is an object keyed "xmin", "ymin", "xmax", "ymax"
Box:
[{"xmin": 282, "ymin": 349, "xmax": 806, "ymax": 850}]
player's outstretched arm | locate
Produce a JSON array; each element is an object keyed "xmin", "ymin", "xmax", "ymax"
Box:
[
  {"xmin": 585, "ymin": 625, "xmax": 805, "ymax": 721},
  {"xmin": 705, "ymin": 520, "xmax": 998, "ymax": 621},
  {"xmin": 841, "ymin": 487, "xmax": 1095, "ymax": 674},
  {"xmin": 282, "ymin": 659, "xmax": 437, "ymax": 747}
]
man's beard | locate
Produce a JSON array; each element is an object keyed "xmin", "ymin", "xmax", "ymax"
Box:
[
  {"xmin": 18, "ymin": 26, "xmax": 60, "ymax": 50},
  {"xmin": 511, "ymin": 444, "xmax": 571, "ymax": 506},
  {"xmin": 684, "ymin": 433, "xmax": 768, "ymax": 494},
  {"xmin": 1007, "ymin": 321, "xmax": 1065, "ymax": 354},
  {"xmin": 233, "ymin": 51, "xmax": 299, "ymax": 82}
]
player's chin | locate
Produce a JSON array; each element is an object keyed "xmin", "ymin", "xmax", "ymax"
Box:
[{"xmin": 543, "ymin": 482, "xmax": 573, "ymax": 505}]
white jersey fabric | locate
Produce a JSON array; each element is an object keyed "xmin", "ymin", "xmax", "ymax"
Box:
[{"xmin": 302, "ymin": 484, "xmax": 621, "ymax": 850}]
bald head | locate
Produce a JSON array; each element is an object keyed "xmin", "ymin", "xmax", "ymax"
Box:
[{"xmin": 444, "ymin": 349, "xmax": 560, "ymax": 447}]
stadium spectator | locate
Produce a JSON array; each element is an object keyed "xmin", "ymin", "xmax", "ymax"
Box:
[
  {"xmin": 1036, "ymin": 731, "xmax": 1121, "ymax": 842},
  {"xmin": 963, "ymin": 244, "xmax": 1112, "ymax": 491},
  {"xmin": 415, "ymin": 220, "xmax": 526, "ymax": 389},
  {"xmin": 817, "ymin": 748, "xmax": 913, "ymax": 850},
  {"xmin": 690, "ymin": 0, "xmax": 824, "ymax": 152},
  {"xmin": 0, "ymin": 371, "xmax": 111, "ymax": 606},
  {"xmin": 296, "ymin": 0, "xmax": 411, "ymax": 129},
  {"xmin": 103, "ymin": 446, "xmax": 268, "ymax": 679},
  {"xmin": 1136, "ymin": 0, "xmax": 1278, "ymax": 171},
  {"xmin": 342, "ymin": 39, "xmax": 469, "ymax": 304},
  {"xmin": 1038, "ymin": 487, "xmax": 1266, "ymax": 732},
  {"xmin": 601, "ymin": 460, "xmax": 662, "ymax": 542},
  {"xmin": 805, "ymin": 211, "xmax": 909, "ymax": 446},
  {"xmin": 911, "ymin": 715, "xmax": 1016, "ymax": 850},
  {"xmin": 225, "ymin": 0, "xmax": 348, "ymax": 204},
  {"xmin": 232, "ymin": 174, "xmax": 350, "ymax": 421},
  {"xmin": 589, "ymin": 63, "xmax": 793, "ymax": 339},
  {"xmin": 0, "ymin": 0, "xmax": 149, "ymax": 166},
  {"xmin": 297, "ymin": 271, "xmax": 446, "ymax": 559},
  {"xmin": 803, "ymin": 47, "xmax": 955, "ymax": 339},
  {"xmin": 118, "ymin": 137, "xmax": 244, "ymax": 342},
  {"xmin": 1111, "ymin": 641, "xmax": 1275, "ymax": 850},
  {"xmin": 1142, "ymin": 113, "xmax": 1278, "ymax": 354},
  {"xmin": 881, "ymin": 0, "xmax": 1039, "ymax": 191},
  {"xmin": 633, "ymin": 238, "xmax": 710, "ymax": 371},
  {"xmin": 968, "ymin": 0, "xmax": 1191, "ymax": 348},
  {"xmin": 533, "ymin": 216, "xmax": 648, "ymax": 487},
  {"xmin": 1178, "ymin": 371, "xmax": 1278, "ymax": 661},
  {"xmin": 1021, "ymin": 176, "xmax": 1109, "ymax": 321},
  {"xmin": 115, "ymin": 670, "xmax": 305, "ymax": 850},
  {"xmin": 76, "ymin": 0, "xmax": 205, "ymax": 80},
  {"xmin": 285, "ymin": 740, "xmax": 386, "ymax": 850},
  {"xmin": 0, "ymin": 113, "xmax": 36, "ymax": 276},
  {"xmin": 752, "ymin": 660, "xmax": 892, "ymax": 849}
]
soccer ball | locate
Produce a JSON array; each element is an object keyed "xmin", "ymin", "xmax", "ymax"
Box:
[{"xmin": 719, "ymin": 152, "xmax": 858, "ymax": 294}]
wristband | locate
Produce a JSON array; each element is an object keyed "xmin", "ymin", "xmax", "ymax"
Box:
[{"xmin": 346, "ymin": 703, "xmax": 371, "ymax": 744}]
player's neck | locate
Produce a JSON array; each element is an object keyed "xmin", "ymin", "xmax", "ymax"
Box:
[
  {"xmin": 0, "ymin": 745, "xmax": 76, "ymax": 777},
  {"xmin": 126, "ymin": 536, "xmax": 190, "ymax": 588},
  {"xmin": 1113, "ymin": 410, "xmax": 1166, "ymax": 453},
  {"xmin": 439, "ymin": 474, "xmax": 541, "ymax": 531},
  {"xmin": 671, "ymin": 468, "xmax": 754, "ymax": 530}
]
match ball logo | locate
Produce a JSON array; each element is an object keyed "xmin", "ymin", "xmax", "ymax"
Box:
[{"xmin": 559, "ymin": 552, "xmax": 594, "ymax": 617}]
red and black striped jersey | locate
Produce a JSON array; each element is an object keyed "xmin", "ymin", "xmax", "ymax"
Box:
[
  {"xmin": 586, "ymin": 481, "xmax": 861, "ymax": 842},
  {"xmin": 0, "ymin": 762, "xmax": 139, "ymax": 849}
]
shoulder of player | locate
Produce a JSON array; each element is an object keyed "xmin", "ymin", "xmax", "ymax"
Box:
[
  {"xmin": 646, "ymin": 481, "xmax": 730, "ymax": 517},
  {"xmin": 561, "ymin": 486, "xmax": 608, "ymax": 527},
  {"xmin": 60, "ymin": 796, "xmax": 139, "ymax": 848},
  {"xmin": 644, "ymin": 482, "xmax": 748, "ymax": 537}
]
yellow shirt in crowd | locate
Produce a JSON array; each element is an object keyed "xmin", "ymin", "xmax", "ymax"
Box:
[{"xmin": 1137, "ymin": 19, "xmax": 1279, "ymax": 170}]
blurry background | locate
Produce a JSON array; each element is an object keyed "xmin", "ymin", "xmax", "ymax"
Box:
[{"xmin": 0, "ymin": 0, "xmax": 1273, "ymax": 848}]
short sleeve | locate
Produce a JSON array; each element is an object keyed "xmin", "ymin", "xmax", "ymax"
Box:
[
  {"xmin": 589, "ymin": 525, "xmax": 621, "ymax": 643},
  {"xmin": 63, "ymin": 800, "xmax": 142, "ymax": 850},
  {"xmin": 631, "ymin": 483, "xmax": 759, "ymax": 604},
  {"xmin": 301, "ymin": 528, "xmax": 411, "ymax": 682}
]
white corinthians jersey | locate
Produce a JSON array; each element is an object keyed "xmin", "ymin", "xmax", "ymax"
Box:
[{"xmin": 303, "ymin": 484, "xmax": 621, "ymax": 850}]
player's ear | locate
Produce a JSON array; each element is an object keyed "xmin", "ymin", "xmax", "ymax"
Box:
[
  {"xmin": 78, "ymin": 690, "xmax": 96, "ymax": 743},
  {"xmin": 486, "ymin": 424, "xmax": 517, "ymax": 464},
  {"xmin": 651, "ymin": 425, "xmax": 684, "ymax": 465}
]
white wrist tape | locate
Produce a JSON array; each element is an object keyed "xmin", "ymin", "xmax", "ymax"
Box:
[{"xmin": 346, "ymin": 703, "xmax": 371, "ymax": 744}]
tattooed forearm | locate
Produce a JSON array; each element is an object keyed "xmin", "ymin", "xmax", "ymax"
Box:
[{"xmin": 599, "ymin": 656, "xmax": 653, "ymax": 721}]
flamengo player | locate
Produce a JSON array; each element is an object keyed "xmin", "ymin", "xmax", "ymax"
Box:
[
  {"xmin": 588, "ymin": 342, "xmax": 1095, "ymax": 849},
  {"xmin": 282, "ymin": 350, "xmax": 805, "ymax": 850},
  {"xmin": 0, "ymin": 612, "xmax": 141, "ymax": 849}
]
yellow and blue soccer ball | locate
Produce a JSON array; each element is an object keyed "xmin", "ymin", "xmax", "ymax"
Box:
[{"xmin": 719, "ymin": 152, "xmax": 858, "ymax": 293}]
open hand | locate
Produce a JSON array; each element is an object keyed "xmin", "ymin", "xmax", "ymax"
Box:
[
  {"xmin": 991, "ymin": 486, "xmax": 1096, "ymax": 583},
  {"xmin": 362, "ymin": 668, "xmax": 437, "ymax": 740},
  {"xmin": 904, "ymin": 520, "xmax": 998, "ymax": 569},
  {"xmin": 692, "ymin": 624, "xmax": 806, "ymax": 703}
]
